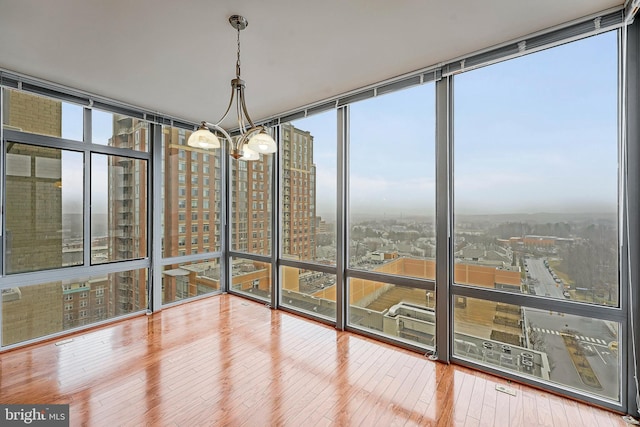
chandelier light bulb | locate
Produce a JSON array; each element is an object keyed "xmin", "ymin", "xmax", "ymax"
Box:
[
  {"xmin": 247, "ymin": 130, "xmax": 277, "ymax": 154},
  {"xmin": 241, "ymin": 145, "xmax": 260, "ymax": 161}
]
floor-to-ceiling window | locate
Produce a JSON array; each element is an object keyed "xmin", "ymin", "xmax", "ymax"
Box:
[
  {"xmin": 1, "ymin": 89, "xmax": 152, "ymax": 346},
  {"xmin": 279, "ymin": 112, "xmax": 338, "ymax": 320},
  {"xmin": 346, "ymin": 83, "xmax": 436, "ymax": 349},
  {"xmin": 452, "ymin": 31, "xmax": 621, "ymax": 403},
  {"xmin": 229, "ymin": 142, "xmax": 274, "ymax": 303},
  {"xmin": 160, "ymin": 124, "xmax": 223, "ymax": 305}
]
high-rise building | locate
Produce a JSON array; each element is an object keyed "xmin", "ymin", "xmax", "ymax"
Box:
[
  {"xmin": 231, "ymin": 155, "xmax": 272, "ymax": 254},
  {"xmin": 108, "ymin": 115, "xmax": 149, "ymax": 315},
  {"xmin": 160, "ymin": 127, "xmax": 222, "ymax": 303},
  {"xmin": 281, "ymin": 123, "xmax": 316, "ymax": 260}
]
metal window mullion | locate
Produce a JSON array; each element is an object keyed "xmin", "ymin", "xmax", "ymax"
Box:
[
  {"xmin": 0, "ymin": 69, "xmax": 199, "ymax": 131},
  {"xmin": 228, "ymin": 250, "xmax": 271, "ymax": 264},
  {"xmin": 452, "ymin": 283, "xmax": 625, "ymax": 323},
  {"xmin": 222, "ymin": 138, "xmax": 230, "ymax": 293},
  {"xmin": 271, "ymin": 125, "xmax": 280, "ymax": 309},
  {"xmin": 625, "ymin": 16, "xmax": 640, "ymax": 418},
  {"xmin": 435, "ymin": 76, "xmax": 453, "ymax": 363},
  {"xmin": 150, "ymin": 124, "xmax": 162, "ymax": 312},
  {"xmin": 279, "ymin": 258, "xmax": 337, "ymax": 275},
  {"xmin": 3, "ymin": 129, "xmax": 86, "ymax": 153},
  {"xmin": 83, "ymin": 108, "xmax": 92, "ymax": 267},
  {"xmin": 3, "ymin": 128, "xmax": 150, "ymax": 161},
  {"xmin": 0, "ymin": 259, "xmax": 150, "ymax": 289},
  {"xmin": 161, "ymin": 251, "xmax": 223, "ymax": 266},
  {"xmin": 336, "ymin": 105, "xmax": 348, "ymax": 330},
  {"xmin": 348, "ymin": 269, "xmax": 435, "ymax": 291}
]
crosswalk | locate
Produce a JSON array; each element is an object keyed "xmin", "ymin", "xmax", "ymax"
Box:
[{"xmin": 531, "ymin": 327, "xmax": 608, "ymax": 345}]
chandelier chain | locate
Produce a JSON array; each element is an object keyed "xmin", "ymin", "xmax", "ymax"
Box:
[{"xmin": 236, "ymin": 26, "xmax": 241, "ymax": 78}]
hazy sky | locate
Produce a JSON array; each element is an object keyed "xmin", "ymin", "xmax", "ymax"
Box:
[
  {"xmin": 295, "ymin": 30, "xmax": 618, "ymax": 218},
  {"xmin": 59, "ymin": 30, "xmax": 618, "ymax": 219},
  {"xmin": 60, "ymin": 107, "xmax": 114, "ymax": 215}
]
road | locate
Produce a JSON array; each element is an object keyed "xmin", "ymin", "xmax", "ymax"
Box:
[
  {"xmin": 523, "ymin": 257, "xmax": 619, "ymax": 400},
  {"xmin": 525, "ymin": 308, "xmax": 619, "ymax": 400},
  {"xmin": 525, "ymin": 258, "xmax": 563, "ymax": 298}
]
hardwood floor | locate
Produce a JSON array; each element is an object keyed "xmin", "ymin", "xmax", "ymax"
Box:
[{"xmin": 0, "ymin": 294, "xmax": 628, "ymax": 426}]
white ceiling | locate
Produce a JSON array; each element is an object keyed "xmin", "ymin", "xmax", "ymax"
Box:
[{"xmin": 0, "ymin": 0, "xmax": 624, "ymax": 127}]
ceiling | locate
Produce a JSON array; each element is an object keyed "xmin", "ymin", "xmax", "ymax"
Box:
[{"xmin": 0, "ymin": 0, "xmax": 624, "ymax": 127}]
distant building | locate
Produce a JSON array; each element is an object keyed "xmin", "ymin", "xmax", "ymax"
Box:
[
  {"xmin": 456, "ymin": 244, "xmax": 513, "ymax": 267},
  {"xmin": 281, "ymin": 123, "xmax": 317, "ymax": 261},
  {"xmin": 109, "ymin": 115, "xmax": 149, "ymax": 314},
  {"xmin": 523, "ymin": 235, "xmax": 556, "ymax": 247}
]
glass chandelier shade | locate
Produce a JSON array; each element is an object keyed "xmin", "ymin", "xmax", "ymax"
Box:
[
  {"xmin": 188, "ymin": 123, "xmax": 220, "ymax": 149},
  {"xmin": 248, "ymin": 129, "xmax": 277, "ymax": 154}
]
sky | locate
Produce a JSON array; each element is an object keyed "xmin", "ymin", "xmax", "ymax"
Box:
[
  {"xmin": 60, "ymin": 106, "xmax": 116, "ymax": 216},
  {"xmin": 58, "ymin": 30, "xmax": 619, "ymax": 220},
  {"xmin": 294, "ymin": 30, "xmax": 619, "ymax": 218}
]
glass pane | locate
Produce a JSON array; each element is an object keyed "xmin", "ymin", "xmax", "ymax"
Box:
[
  {"xmin": 453, "ymin": 33, "xmax": 618, "ymax": 306},
  {"xmin": 454, "ymin": 296, "xmax": 620, "ymax": 402},
  {"xmin": 348, "ymin": 279, "xmax": 434, "ymax": 348},
  {"xmin": 162, "ymin": 259, "xmax": 221, "ymax": 304},
  {"xmin": 281, "ymin": 266, "xmax": 337, "ymax": 320},
  {"xmin": 282, "ymin": 112, "xmax": 337, "ymax": 265},
  {"xmin": 162, "ymin": 126, "xmax": 222, "ymax": 257},
  {"xmin": 6, "ymin": 143, "xmax": 83, "ymax": 273},
  {"xmin": 2, "ymin": 268, "xmax": 148, "ymax": 346},
  {"xmin": 91, "ymin": 154, "xmax": 147, "ymax": 263},
  {"xmin": 2, "ymin": 89, "xmax": 83, "ymax": 141},
  {"xmin": 230, "ymin": 156, "xmax": 272, "ymax": 255},
  {"xmin": 61, "ymin": 102, "xmax": 84, "ymax": 141},
  {"xmin": 349, "ymin": 83, "xmax": 436, "ymax": 279},
  {"xmin": 230, "ymin": 257, "xmax": 271, "ymax": 302},
  {"xmin": 91, "ymin": 109, "xmax": 149, "ymax": 151}
]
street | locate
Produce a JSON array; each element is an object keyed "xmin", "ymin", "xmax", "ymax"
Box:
[
  {"xmin": 524, "ymin": 256, "xmax": 619, "ymax": 400},
  {"xmin": 525, "ymin": 258, "xmax": 563, "ymax": 298}
]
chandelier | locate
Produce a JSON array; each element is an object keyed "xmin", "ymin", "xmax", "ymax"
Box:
[{"xmin": 187, "ymin": 15, "xmax": 277, "ymax": 161}]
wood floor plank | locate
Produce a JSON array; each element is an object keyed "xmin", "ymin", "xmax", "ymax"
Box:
[{"xmin": 0, "ymin": 294, "xmax": 629, "ymax": 427}]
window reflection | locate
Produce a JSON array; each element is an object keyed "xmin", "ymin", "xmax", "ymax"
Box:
[
  {"xmin": 6, "ymin": 143, "xmax": 83, "ymax": 273},
  {"xmin": 2, "ymin": 89, "xmax": 83, "ymax": 141},
  {"xmin": 2, "ymin": 269, "xmax": 148, "ymax": 346}
]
